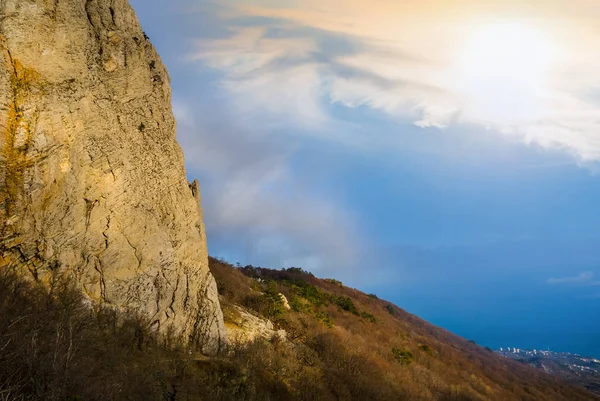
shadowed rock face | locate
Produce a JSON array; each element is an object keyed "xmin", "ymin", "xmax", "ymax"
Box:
[{"xmin": 0, "ymin": 0, "xmax": 226, "ymax": 354}]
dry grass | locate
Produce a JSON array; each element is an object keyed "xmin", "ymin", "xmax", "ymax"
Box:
[
  {"xmin": 0, "ymin": 259, "xmax": 596, "ymax": 401},
  {"xmin": 209, "ymin": 257, "xmax": 598, "ymax": 401}
]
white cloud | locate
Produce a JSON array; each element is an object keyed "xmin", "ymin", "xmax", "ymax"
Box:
[
  {"xmin": 327, "ymin": 72, "xmax": 460, "ymax": 128},
  {"xmin": 191, "ymin": 0, "xmax": 600, "ymax": 163},
  {"xmin": 174, "ymin": 0, "xmax": 600, "ymax": 275},
  {"xmin": 547, "ymin": 271, "xmax": 595, "ymax": 285},
  {"xmin": 174, "ymin": 97, "xmax": 362, "ymax": 273},
  {"xmin": 190, "ymin": 26, "xmax": 317, "ymax": 74},
  {"xmin": 189, "ymin": 27, "xmax": 328, "ymax": 128}
]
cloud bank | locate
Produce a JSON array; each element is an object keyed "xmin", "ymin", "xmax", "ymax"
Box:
[
  {"xmin": 193, "ymin": 0, "xmax": 600, "ymax": 162},
  {"xmin": 159, "ymin": 0, "xmax": 600, "ymax": 278}
]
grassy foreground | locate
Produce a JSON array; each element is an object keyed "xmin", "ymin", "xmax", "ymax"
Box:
[{"xmin": 0, "ymin": 259, "xmax": 596, "ymax": 401}]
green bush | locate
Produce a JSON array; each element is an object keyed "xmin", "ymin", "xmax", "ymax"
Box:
[
  {"xmin": 360, "ymin": 312, "xmax": 377, "ymax": 323},
  {"xmin": 315, "ymin": 311, "xmax": 334, "ymax": 328},
  {"xmin": 324, "ymin": 278, "xmax": 343, "ymax": 287},
  {"xmin": 292, "ymin": 281, "xmax": 326, "ymax": 307},
  {"xmin": 419, "ymin": 344, "xmax": 433, "ymax": 354},
  {"xmin": 392, "ymin": 348, "xmax": 414, "ymax": 365},
  {"xmin": 289, "ymin": 296, "xmax": 311, "ymax": 313},
  {"xmin": 334, "ymin": 296, "xmax": 359, "ymax": 315}
]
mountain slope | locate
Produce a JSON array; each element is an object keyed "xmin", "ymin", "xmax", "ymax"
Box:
[
  {"xmin": 210, "ymin": 257, "xmax": 599, "ymax": 401},
  {"xmin": 0, "ymin": 258, "xmax": 596, "ymax": 400}
]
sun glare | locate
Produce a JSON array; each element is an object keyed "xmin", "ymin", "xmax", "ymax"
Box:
[{"xmin": 455, "ymin": 21, "xmax": 557, "ymax": 126}]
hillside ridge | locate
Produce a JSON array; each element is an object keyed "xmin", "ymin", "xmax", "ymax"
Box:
[{"xmin": 209, "ymin": 257, "xmax": 599, "ymax": 400}]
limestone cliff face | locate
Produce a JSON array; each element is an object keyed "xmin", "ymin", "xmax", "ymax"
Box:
[{"xmin": 0, "ymin": 0, "xmax": 226, "ymax": 354}]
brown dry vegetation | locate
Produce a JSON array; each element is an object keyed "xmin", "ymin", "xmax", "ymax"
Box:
[
  {"xmin": 0, "ymin": 260, "xmax": 598, "ymax": 400},
  {"xmin": 209, "ymin": 257, "xmax": 599, "ymax": 401}
]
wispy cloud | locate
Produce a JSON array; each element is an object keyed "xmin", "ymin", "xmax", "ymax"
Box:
[
  {"xmin": 192, "ymin": 0, "xmax": 600, "ymax": 163},
  {"xmin": 189, "ymin": 26, "xmax": 329, "ymax": 128},
  {"xmin": 173, "ymin": 98, "xmax": 362, "ymax": 273},
  {"xmin": 547, "ymin": 271, "xmax": 596, "ymax": 285}
]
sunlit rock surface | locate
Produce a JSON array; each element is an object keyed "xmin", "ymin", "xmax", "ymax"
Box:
[{"xmin": 0, "ymin": 0, "xmax": 226, "ymax": 355}]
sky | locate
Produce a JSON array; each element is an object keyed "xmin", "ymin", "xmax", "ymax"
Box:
[{"xmin": 130, "ymin": 0, "xmax": 600, "ymax": 358}]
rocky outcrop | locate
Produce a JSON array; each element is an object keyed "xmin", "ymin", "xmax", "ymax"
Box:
[
  {"xmin": 0, "ymin": 0, "xmax": 226, "ymax": 354},
  {"xmin": 223, "ymin": 304, "xmax": 286, "ymax": 346},
  {"xmin": 279, "ymin": 293, "xmax": 291, "ymax": 310}
]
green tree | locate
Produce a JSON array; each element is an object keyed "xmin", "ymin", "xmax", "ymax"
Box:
[{"xmin": 262, "ymin": 282, "xmax": 286, "ymax": 320}]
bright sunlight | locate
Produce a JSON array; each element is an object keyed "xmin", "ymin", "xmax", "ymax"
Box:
[{"xmin": 455, "ymin": 21, "xmax": 558, "ymax": 126}]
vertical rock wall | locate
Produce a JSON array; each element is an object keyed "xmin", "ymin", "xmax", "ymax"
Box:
[{"xmin": 0, "ymin": 0, "xmax": 226, "ymax": 354}]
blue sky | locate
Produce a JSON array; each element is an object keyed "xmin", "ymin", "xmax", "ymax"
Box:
[{"xmin": 130, "ymin": 0, "xmax": 600, "ymax": 357}]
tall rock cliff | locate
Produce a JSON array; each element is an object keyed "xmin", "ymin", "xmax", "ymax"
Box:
[{"xmin": 0, "ymin": 0, "xmax": 226, "ymax": 354}]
